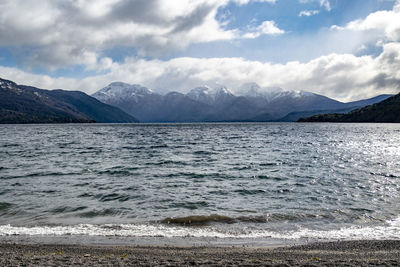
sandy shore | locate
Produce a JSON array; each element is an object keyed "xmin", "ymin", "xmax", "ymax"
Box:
[{"xmin": 0, "ymin": 240, "xmax": 399, "ymax": 266}]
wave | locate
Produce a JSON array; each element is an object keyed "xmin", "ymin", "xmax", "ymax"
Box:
[
  {"xmin": 159, "ymin": 214, "xmax": 334, "ymax": 225},
  {"xmin": 193, "ymin": 150, "xmax": 215, "ymax": 155},
  {"xmin": 97, "ymin": 168, "xmax": 138, "ymax": 176},
  {"xmin": 49, "ymin": 206, "xmax": 87, "ymax": 214},
  {"xmin": 1, "ymin": 216, "xmax": 400, "ymax": 240},
  {"xmin": 234, "ymin": 189, "xmax": 266, "ymax": 195},
  {"xmin": 121, "ymin": 146, "xmax": 146, "ymax": 150},
  {"xmin": 370, "ymin": 172, "xmax": 399, "ymax": 178},
  {"xmin": 78, "ymin": 192, "xmax": 135, "ymax": 202},
  {"xmin": 77, "ymin": 208, "xmax": 125, "ymax": 218},
  {"xmin": 3, "ymin": 171, "xmax": 82, "ymax": 179},
  {"xmin": 96, "ymin": 193, "xmax": 131, "ymax": 202},
  {"xmin": 164, "ymin": 172, "xmax": 217, "ymax": 179},
  {"xmin": 1, "ymin": 143, "xmax": 20, "ymax": 148},
  {"xmin": 161, "ymin": 215, "xmax": 235, "ymax": 225},
  {"xmin": 0, "ymin": 202, "xmax": 12, "ymax": 212},
  {"xmin": 148, "ymin": 160, "xmax": 189, "ymax": 166},
  {"xmin": 150, "ymin": 144, "xmax": 168, "ymax": 149},
  {"xmin": 0, "ymin": 190, "xmax": 11, "ymax": 196}
]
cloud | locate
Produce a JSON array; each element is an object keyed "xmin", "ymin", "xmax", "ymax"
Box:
[
  {"xmin": 232, "ymin": 0, "xmax": 276, "ymax": 4},
  {"xmin": 1, "ymin": 0, "xmax": 399, "ymax": 103},
  {"xmin": 2, "ymin": 42, "xmax": 399, "ymax": 102},
  {"xmin": 299, "ymin": 0, "xmax": 331, "ymax": 11},
  {"xmin": 242, "ymin": 20, "xmax": 285, "ymax": 38},
  {"xmin": 331, "ymin": 0, "xmax": 400, "ymax": 44},
  {"xmin": 319, "ymin": 0, "xmax": 331, "ymax": 11},
  {"xmin": 396, "ymin": 0, "xmax": 400, "ymax": 12},
  {"xmin": 299, "ymin": 10, "xmax": 320, "ymax": 17},
  {"xmin": 2, "ymin": 0, "xmax": 276, "ymax": 68},
  {"xmin": 344, "ymin": 11, "xmax": 400, "ymax": 42}
]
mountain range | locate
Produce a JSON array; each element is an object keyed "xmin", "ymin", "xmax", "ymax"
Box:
[
  {"xmin": 1, "ymin": 77, "xmax": 395, "ymax": 124},
  {"xmin": 298, "ymin": 92, "xmax": 400, "ymax": 123},
  {"xmin": 0, "ymin": 78, "xmax": 138, "ymax": 123},
  {"xmin": 92, "ymin": 82, "xmax": 392, "ymax": 122}
]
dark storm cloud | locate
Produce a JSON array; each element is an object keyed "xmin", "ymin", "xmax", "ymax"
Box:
[
  {"xmin": 0, "ymin": 0, "xmax": 235, "ymax": 67},
  {"xmin": 110, "ymin": 0, "xmax": 167, "ymax": 24},
  {"xmin": 369, "ymin": 73, "xmax": 400, "ymax": 90},
  {"xmin": 171, "ymin": 4, "xmax": 215, "ymax": 34}
]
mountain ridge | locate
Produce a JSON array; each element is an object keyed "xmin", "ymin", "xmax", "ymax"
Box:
[
  {"xmin": 298, "ymin": 92, "xmax": 400, "ymax": 123},
  {"xmin": 92, "ymin": 82, "xmax": 393, "ymax": 122},
  {"xmin": 0, "ymin": 78, "xmax": 138, "ymax": 124}
]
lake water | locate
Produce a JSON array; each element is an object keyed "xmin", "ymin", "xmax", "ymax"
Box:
[{"xmin": 0, "ymin": 123, "xmax": 399, "ymax": 246}]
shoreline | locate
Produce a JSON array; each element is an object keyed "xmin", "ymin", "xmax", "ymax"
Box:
[{"xmin": 1, "ymin": 240, "xmax": 399, "ymax": 266}]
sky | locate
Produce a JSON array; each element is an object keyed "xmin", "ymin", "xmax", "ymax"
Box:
[{"xmin": 0, "ymin": 0, "xmax": 400, "ymax": 101}]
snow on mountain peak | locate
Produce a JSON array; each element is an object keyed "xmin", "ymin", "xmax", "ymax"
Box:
[
  {"xmin": 237, "ymin": 83, "xmax": 318, "ymax": 101},
  {"xmin": 238, "ymin": 83, "xmax": 285, "ymax": 100},
  {"xmin": 0, "ymin": 78, "xmax": 22, "ymax": 94},
  {"xmin": 239, "ymin": 82, "xmax": 261, "ymax": 93},
  {"xmin": 187, "ymin": 85, "xmax": 234, "ymax": 104},
  {"xmin": 93, "ymin": 82, "xmax": 153, "ymax": 102},
  {"xmin": 213, "ymin": 85, "xmax": 234, "ymax": 96},
  {"xmin": 108, "ymin": 82, "xmax": 129, "ymax": 87},
  {"xmin": 285, "ymin": 90, "xmax": 315, "ymax": 99},
  {"xmin": 187, "ymin": 86, "xmax": 211, "ymax": 97}
]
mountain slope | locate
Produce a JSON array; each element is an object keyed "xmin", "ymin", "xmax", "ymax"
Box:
[
  {"xmin": 186, "ymin": 85, "xmax": 235, "ymax": 106},
  {"xmin": 298, "ymin": 93, "xmax": 400, "ymax": 122},
  {"xmin": 93, "ymin": 82, "xmax": 164, "ymax": 122},
  {"xmin": 235, "ymin": 83, "xmax": 355, "ymax": 121},
  {"xmin": 278, "ymin": 108, "xmax": 356, "ymax": 122},
  {"xmin": 158, "ymin": 92, "xmax": 211, "ymax": 122},
  {"xmin": 0, "ymin": 78, "xmax": 138, "ymax": 123},
  {"xmin": 92, "ymin": 81, "xmax": 393, "ymax": 122},
  {"xmin": 343, "ymin": 94, "xmax": 394, "ymax": 108}
]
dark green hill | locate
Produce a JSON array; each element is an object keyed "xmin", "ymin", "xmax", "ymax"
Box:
[
  {"xmin": 298, "ymin": 93, "xmax": 400, "ymax": 122},
  {"xmin": 0, "ymin": 78, "xmax": 138, "ymax": 123}
]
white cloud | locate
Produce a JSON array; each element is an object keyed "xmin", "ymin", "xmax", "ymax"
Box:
[
  {"xmin": 326, "ymin": 0, "xmax": 400, "ymax": 62},
  {"xmin": 1, "ymin": 0, "xmax": 400, "ymax": 103},
  {"xmin": 320, "ymin": 0, "xmax": 331, "ymax": 11},
  {"xmin": 299, "ymin": 10, "xmax": 320, "ymax": 17},
  {"xmin": 299, "ymin": 0, "xmax": 331, "ymax": 11},
  {"xmin": 243, "ymin": 20, "xmax": 285, "ymax": 38},
  {"xmin": 395, "ymin": 0, "xmax": 400, "ymax": 12},
  {"xmin": 2, "ymin": 0, "xmax": 274, "ymax": 68},
  {"xmin": 344, "ymin": 10, "xmax": 400, "ymax": 42},
  {"xmin": 330, "ymin": 0, "xmax": 400, "ymax": 44},
  {"xmin": 232, "ymin": 0, "xmax": 276, "ymax": 4},
  {"xmin": 2, "ymin": 42, "xmax": 399, "ymax": 102}
]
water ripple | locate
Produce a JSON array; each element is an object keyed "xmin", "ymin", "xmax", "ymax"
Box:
[{"xmin": 0, "ymin": 123, "xmax": 399, "ymax": 240}]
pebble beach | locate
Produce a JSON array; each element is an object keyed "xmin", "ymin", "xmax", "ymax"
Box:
[{"xmin": 1, "ymin": 240, "xmax": 400, "ymax": 266}]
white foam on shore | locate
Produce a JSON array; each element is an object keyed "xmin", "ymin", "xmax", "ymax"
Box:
[{"xmin": 1, "ymin": 217, "xmax": 400, "ymax": 240}]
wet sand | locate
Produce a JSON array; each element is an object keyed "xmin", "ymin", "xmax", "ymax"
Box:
[{"xmin": 0, "ymin": 240, "xmax": 399, "ymax": 266}]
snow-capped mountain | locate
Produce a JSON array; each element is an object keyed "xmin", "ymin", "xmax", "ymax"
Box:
[
  {"xmin": 186, "ymin": 85, "xmax": 235, "ymax": 105},
  {"xmin": 238, "ymin": 82, "xmax": 280, "ymax": 98},
  {"xmin": 92, "ymin": 82, "xmax": 153, "ymax": 104},
  {"xmin": 92, "ymin": 82, "xmax": 165, "ymax": 122},
  {"xmin": 0, "ymin": 77, "xmax": 137, "ymax": 123},
  {"xmin": 92, "ymin": 81, "xmax": 393, "ymax": 122},
  {"xmin": 238, "ymin": 82, "xmax": 314, "ymax": 102}
]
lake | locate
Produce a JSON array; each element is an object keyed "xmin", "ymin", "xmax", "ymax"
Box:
[{"xmin": 0, "ymin": 123, "xmax": 399, "ymax": 246}]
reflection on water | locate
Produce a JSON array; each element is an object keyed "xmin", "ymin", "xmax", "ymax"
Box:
[{"xmin": 0, "ymin": 123, "xmax": 399, "ymax": 242}]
